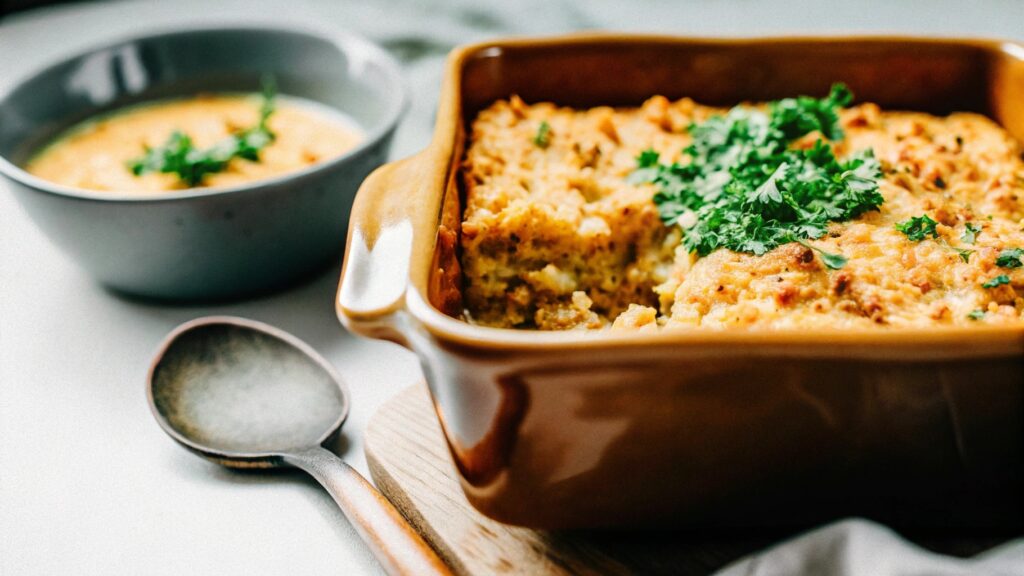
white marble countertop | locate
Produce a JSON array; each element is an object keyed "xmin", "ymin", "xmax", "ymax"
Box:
[{"xmin": 2, "ymin": 1, "xmax": 1022, "ymax": 574}]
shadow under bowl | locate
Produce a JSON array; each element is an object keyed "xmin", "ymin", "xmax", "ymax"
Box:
[{"xmin": 0, "ymin": 24, "xmax": 406, "ymax": 301}]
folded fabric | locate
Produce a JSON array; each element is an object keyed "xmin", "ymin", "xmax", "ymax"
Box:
[{"xmin": 718, "ymin": 518, "xmax": 1024, "ymax": 576}]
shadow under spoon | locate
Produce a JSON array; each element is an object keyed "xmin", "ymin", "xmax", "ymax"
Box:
[{"xmin": 147, "ymin": 316, "xmax": 450, "ymax": 576}]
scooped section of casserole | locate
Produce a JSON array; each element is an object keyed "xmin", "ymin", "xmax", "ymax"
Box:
[{"xmin": 460, "ymin": 93, "xmax": 1024, "ymax": 330}]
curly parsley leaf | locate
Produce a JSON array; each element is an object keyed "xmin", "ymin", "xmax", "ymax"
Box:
[
  {"xmin": 961, "ymin": 222, "xmax": 981, "ymax": 244},
  {"xmin": 982, "ymin": 274, "xmax": 1011, "ymax": 289},
  {"xmin": 770, "ymin": 83, "xmax": 852, "ymax": 141},
  {"xmin": 996, "ymin": 247, "xmax": 1024, "ymax": 269},
  {"xmin": 896, "ymin": 214, "xmax": 975, "ymax": 261},
  {"xmin": 967, "ymin": 309, "xmax": 986, "ymax": 320},
  {"xmin": 895, "ymin": 214, "xmax": 939, "ymax": 242},
  {"xmin": 129, "ymin": 77, "xmax": 277, "ymax": 187},
  {"xmin": 634, "ymin": 83, "xmax": 882, "ymax": 258}
]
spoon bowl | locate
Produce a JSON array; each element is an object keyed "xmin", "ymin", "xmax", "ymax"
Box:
[
  {"xmin": 147, "ymin": 316, "xmax": 450, "ymax": 576},
  {"xmin": 149, "ymin": 317, "xmax": 348, "ymax": 466}
]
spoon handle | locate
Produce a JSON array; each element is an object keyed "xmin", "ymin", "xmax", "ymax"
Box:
[{"xmin": 285, "ymin": 447, "xmax": 452, "ymax": 576}]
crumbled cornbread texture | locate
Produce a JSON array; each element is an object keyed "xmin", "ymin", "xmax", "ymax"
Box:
[{"xmin": 461, "ymin": 95, "xmax": 1024, "ymax": 330}]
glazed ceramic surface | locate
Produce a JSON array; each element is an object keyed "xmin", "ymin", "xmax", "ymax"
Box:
[
  {"xmin": 338, "ymin": 36, "xmax": 1024, "ymax": 529},
  {"xmin": 0, "ymin": 25, "xmax": 405, "ymax": 300}
]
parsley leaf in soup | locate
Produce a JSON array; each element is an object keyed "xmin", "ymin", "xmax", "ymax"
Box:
[
  {"xmin": 967, "ymin": 309, "xmax": 985, "ymax": 320},
  {"xmin": 982, "ymin": 275, "xmax": 1011, "ymax": 289},
  {"xmin": 129, "ymin": 78, "xmax": 277, "ymax": 187},
  {"xmin": 995, "ymin": 247, "xmax": 1024, "ymax": 268},
  {"xmin": 634, "ymin": 83, "xmax": 883, "ymax": 259},
  {"xmin": 895, "ymin": 214, "xmax": 940, "ymax": 242}
]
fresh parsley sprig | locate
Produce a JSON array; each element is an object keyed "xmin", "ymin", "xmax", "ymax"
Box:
[
  {"xmin": 769, "ymin": 83, "xmax": 852, "ymax": 141},
  {"xmin": 961, "ymin": 222, "xmax": 981, "ymax": 244},
  {"xmin": 632, "ymin": 84, "xmax": 881, "ymax": 264},
  {"xmin": 896, "ymin": 214, "xmax": 974, "ymax": 262},
  {"xmin": 129, "ymin": 77, "xmax": 278, "ymax": 187},
  {"xmin": 996, "ymin": 247, "xmax": 1024, "ymax": 268},
  {"xmin": 953, "ymin": 247, "xmax": 975, "ymax": 263},
  {"xmin": 982, "ymin": 275, "xmax": 1011, "ymax": 289},
  {"xmin": 895, "ymin": 215, "xmax": 939, "ymax": 241}
]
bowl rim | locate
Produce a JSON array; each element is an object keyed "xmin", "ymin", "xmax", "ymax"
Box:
[{"xmin": 0, "ymin": 21, "xmax": 408, "ymax": 203}]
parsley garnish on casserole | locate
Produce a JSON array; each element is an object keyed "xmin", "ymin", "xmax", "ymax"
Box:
[
  {"xmin": 632, "ymin": 84, "xmax": 882, "ymax": 265},
  {"xmin": 460, "ymin": 88, "xmax": 1024, "ymax": 330}
]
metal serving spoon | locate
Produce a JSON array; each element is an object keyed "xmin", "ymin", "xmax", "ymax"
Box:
[{"xmin": 147, "ymin": 316, "xmax": 450, "ymax": 576}]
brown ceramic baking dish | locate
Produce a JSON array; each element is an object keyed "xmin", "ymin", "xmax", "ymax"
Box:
[{"xmin": 338, "ymin": 35, "xmax": 1024, "ymax": 530}]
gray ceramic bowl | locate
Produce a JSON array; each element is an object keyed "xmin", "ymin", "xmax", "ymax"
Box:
[{"xmin": 0, "ymin": 25, "xmax": 405, "ymax": 301}]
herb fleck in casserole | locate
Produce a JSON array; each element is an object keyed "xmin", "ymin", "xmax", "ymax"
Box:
[{"xmin": 460, "ymin": 90, "xmax": 1024, "ymax": 330}]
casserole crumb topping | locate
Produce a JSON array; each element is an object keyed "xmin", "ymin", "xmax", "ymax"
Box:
[{"xmin": 460, "ymin": 92, "xmax": 1024, "ymax": 330}]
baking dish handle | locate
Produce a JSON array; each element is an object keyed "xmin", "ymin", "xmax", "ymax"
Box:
[{"xmin": 337, "ymin": 152, "xmax": 433, "ymax": 345}]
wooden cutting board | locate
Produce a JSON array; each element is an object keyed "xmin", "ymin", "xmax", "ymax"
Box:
[{"xmin": 364, "ymin": 385, "xmax": 1007, "ymax": 576}]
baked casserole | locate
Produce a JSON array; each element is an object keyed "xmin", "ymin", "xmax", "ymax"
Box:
[
  {"xmin": 340, "ymin": 36, "xmax": 1024, "ymax": 530},
  {"xmin": 462, "ymin": 91, "xmax": 1024, "ymax": 330}
]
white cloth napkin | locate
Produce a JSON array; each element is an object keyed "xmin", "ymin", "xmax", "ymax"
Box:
[{"xmin": 717, "ymin": 519, "xmax": 1024, "ymax": 576}]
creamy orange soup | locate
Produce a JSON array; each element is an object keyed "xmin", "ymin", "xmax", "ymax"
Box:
[{"xmin": 26, "ymin": 94, "xmax": 362, "ymax": 192}]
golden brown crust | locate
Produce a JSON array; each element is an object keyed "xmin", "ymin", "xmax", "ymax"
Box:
[{"xmin": 461, "ymin": 96, "xmax": 1024, "ymax": 330}]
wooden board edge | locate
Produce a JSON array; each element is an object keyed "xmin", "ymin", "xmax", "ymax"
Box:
[{"xmin": 365, "ymin": 390, "xmax": 471, "ymax": 576}]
